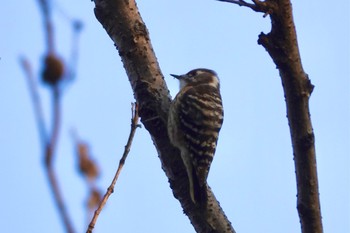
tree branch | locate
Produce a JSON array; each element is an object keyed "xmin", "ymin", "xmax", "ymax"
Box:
[
  {"xmin": 86, "ymin": 103, "xmax": 140, "ymax": 233},
  {"xmin": 20, "ymin": 56, "xmax": 75, "ymax": 233},
  {"xmin": 37, "ymin": 0, "xmax": 55, "ymax": 53},
  {"xmin": 92, "ymin": 0, "xmax": 235, "ymax": 232},
  {"xmin": 217, "ymin": 0, "xmax": 272, "ymax": 15},
  {"xmin": 222, "ymin": 0, "xmax": 323, "ymax": 232},
  {"xmin": 217, "ymin": 0, "xmax": 258, "ymax": 11},
  {"xmin": 44, "ymin": 87, "xmax": 76, "ymax": 233},
  {"xmin": 19, "ymin": 57, "xmax": 48, "ymax": 147}
]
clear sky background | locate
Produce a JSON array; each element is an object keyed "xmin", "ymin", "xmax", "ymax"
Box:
[{"xmin": 1, "ymin": 0, "xmax": 349, "ymax": 233}]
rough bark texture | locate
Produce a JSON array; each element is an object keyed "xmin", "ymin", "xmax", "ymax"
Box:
[
  {"xmin": 256, "ymin": 1, "xmax": 323, "ymax": 233},
  {"xmin": 93, "ymin": 0, "xmax": 235, "ymax": 232},
  {"xmin": 219, "ymin": 0, "xmax": 323, "ymax": 232}
]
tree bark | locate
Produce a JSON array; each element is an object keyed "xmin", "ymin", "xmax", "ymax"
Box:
[
  {"xmin": 257, "ymin": 1, "xmax": 323, "ymax": 233},
  {"xmin": 219, "ymin": 0, "xmax": 323, "ymax": 232},
  {"xmin": 93, "ymin": 0, "xmax": 235, "ymax": 232}
]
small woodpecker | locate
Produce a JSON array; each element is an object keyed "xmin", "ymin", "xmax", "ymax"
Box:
[{"xmin": 168, "ymin": 68, "xmax": 224, "ymax": 204}]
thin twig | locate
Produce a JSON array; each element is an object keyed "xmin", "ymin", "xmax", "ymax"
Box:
[
  {"xmin": 36, "ymin": 1, "xmax": 76, "ymax": 230},
  {"xmin": 22, "ymin": 1, "xmax": 80, "ymax": 233},
  {"xmin": 46, "ymin": 86, "xmax": 60, "ymax": 166},
  {"xmin": 66, "ymin": 20, "xmax": 83, "ymax": 82},
  {"xmin": 86, "ymin": 103, "xmax": 141, "ymax": 233},
  {"xmin": 37, "ymin": 0, "xmax": 55, "ymax": 53},
  {"xmin": 19, "ymin": 57, "xmax": 48, "ymax": 147},
  {"xmin": 45, "ymin": 86, "xmax": 76, "ymax": 233},
  {"xmin": 21, "ymin": 55, "xmax": 75, "ymax": 232},
  {"xmin": 217, "ymin": 0, "xmax": 267, "ymax": 13},
  {"xmin": 217, "ymin": 0, "xmax": 256, "ymax": 9},
  {"xmin": 46, "ymin": 163, "xmax": 76, "ymax": 233},
  {"xmin": 53, "ymin": 0, "xmax": 84, "ymax": 83}
]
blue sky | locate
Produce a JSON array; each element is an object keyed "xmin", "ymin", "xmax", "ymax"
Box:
[{"xmin": 1, "ymin": 0, "xmax": 349, "ymax": 232}]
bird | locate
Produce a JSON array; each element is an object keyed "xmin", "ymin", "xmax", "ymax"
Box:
[{"xmin": 167, "ymin": 68, "xmax": 224, "ymax": 204}]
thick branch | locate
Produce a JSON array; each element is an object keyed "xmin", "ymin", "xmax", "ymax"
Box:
[
  {"xmin": 221, "ymin": 0, "xmax": 323, "ymax": 232},
  {"xmin": 257, "ymin": 2, "xmax": 323, "ymax": 232},
  {"xmin": 93, "ymin": 0, "xmax": 234, "ymax": 232},
  {"xmin": 229, "ymin": 0, "xmax": 322, "ymax": 232}
]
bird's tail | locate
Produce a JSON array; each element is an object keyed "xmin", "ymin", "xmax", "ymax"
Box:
[{"xmin": 191, "ymin": 167, "xmax": 208, "ymax": 206}]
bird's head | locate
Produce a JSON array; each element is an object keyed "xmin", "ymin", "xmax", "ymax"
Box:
[{"xmin": 170, "ymin": 68, "xmax": 220, "ymax": 89}]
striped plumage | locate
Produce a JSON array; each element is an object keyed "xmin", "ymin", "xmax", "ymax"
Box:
[{"xmin": 168, "ymin": 68, "xmax": 224, "ymax": 204}]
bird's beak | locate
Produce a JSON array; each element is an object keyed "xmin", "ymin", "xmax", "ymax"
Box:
[{"xmin": 170, "ymin": 74, "xmax": 183, "ymax": 79}]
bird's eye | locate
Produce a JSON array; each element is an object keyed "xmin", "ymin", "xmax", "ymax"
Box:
[{"xmin": 187, "ymin": 70, "xmax": 197, "ymax": 77}]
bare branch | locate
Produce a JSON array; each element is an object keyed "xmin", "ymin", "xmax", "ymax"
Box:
[
  {"xmin": 45, "ymin": 87, "xmax": 60, "ymax": 166},
  {"xmin": 87, "ymin": 103, "xmax": 140, "ymax": 233},
  {"xmin": 20, "ymin": 55, "xmax": 76, "ymax": 233},
  {"xmin": 257, "ymin": 1, "xmax": 323, "ymax": 230},
  {"xmin": 44, "ymin": 87, "xmax": 76, "ymax": 233},
  {"xmin": 221, "ymin": 0, "xmax": 323, "ymax": 232},
  {"xmin": 19, "ymin": 57, "xmax": 48, "ymax": 146},
  {"xmin": 21, "ymin": 2, "xmax": 77, "ymax": 232},
  {"xmin": 37, "ymin": 0, "xmax": 55, "ymax": 53},
  {"xmin": 217, "ymin": 0, "xmax": 269, "ymax": 14},
  {"xmin": 217, "ymin": 0, "xmax": 258, "ymax": 10}
]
